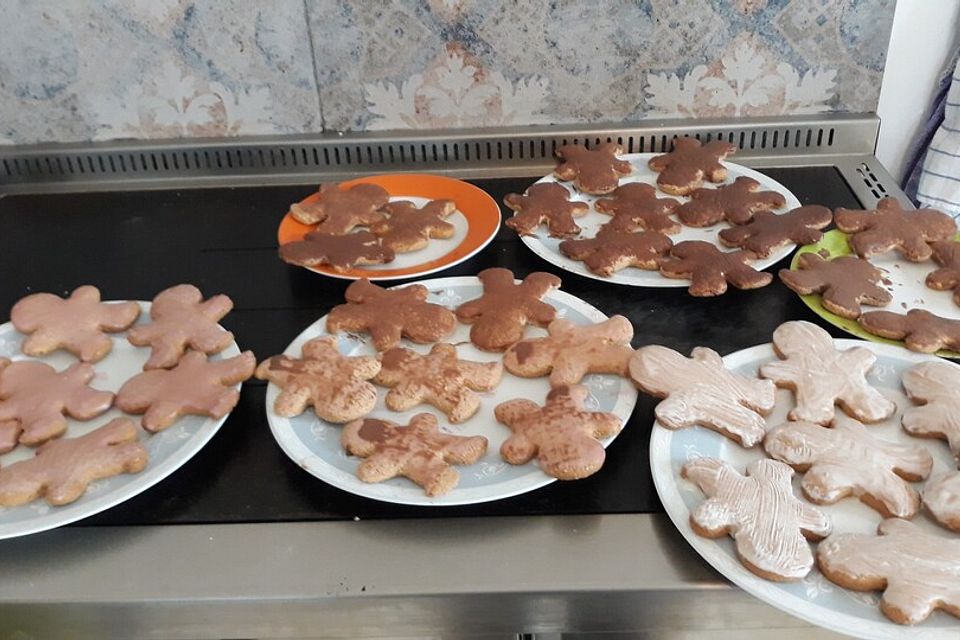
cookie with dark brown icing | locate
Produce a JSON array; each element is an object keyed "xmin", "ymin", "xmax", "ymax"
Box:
[
  {"xmin": 503, "ymin": 183, "xmax": 589, "ymax": 238},
  {"xmin": 719, "ymin": 206, "xmax": 832, "ymax": 257},
  {"xmin": 553, "ymin": 143, "xmax": 632, "ymax": 195},
  {"xmin": 858, "ymin": 309, "xmax": 960, "ymax": 353},
  {"xmin": 370, "ymin": 199, "xmax": 456, "ymax": 252},
  {"xmin": 289, "ymin": 183, "xmax": 390, "ymax": 233},
  {"xmin": 659, "ymin": 240, "xmax": 772, "ymax": 296},
  {"xmin": 779, "ymin": 253, "xmax": 892, "ymax": 319},
  {"xmin": 593, "ymin": 182, "xmax": 681, "ymax": 234},
  {"xmin": 674, "ymin": 177, "xmax": 787, "ymax": 227},
  {"xmin": 926, "ymin": 239, "xmax": 960, "ymax": 306},
  {"xmin": 648, "ymin": 138, "xmax": 737, "ymax": 196},
  {"xmin": 279, "ymin": 231, "xmax": 395, "ymax": 271},
  {"xmin": 559, "ymin": 226, "xmax": 673, "ymax": 277},
  {"xmin": 834, "ymin": 198, "xmax": 957, "ymax": 262}
]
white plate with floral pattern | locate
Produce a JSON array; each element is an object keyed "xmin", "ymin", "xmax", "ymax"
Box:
[
  {"xmin": 0, "ymin": 302, "xmax": 243, "ymax": 540},
  {"xmin": 517, "ymin": 153, "xmax": 803, "ymax": 286},
  {"xmin": 265, "ymin": 276, "xmax": 638, "ymax": 506},
  {"xmin": 650, "ymin": 340, "xmax": 960, "ymax": 639}
]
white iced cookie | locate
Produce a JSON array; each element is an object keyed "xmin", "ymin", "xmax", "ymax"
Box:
[
  {"xmin": 629, "ymin": 345, "xmax": 776, "ymax": 447},
  {"xmin": 681, "ymin": 457, "xmax": 831, "ymax": 581},
  {"xmin": 759, "ymin": 320, "xmax": 895, "ymax": 425},
  {"xmin": 902, "ymin": 360, "xmax": 960, "ymax": 465},
  {"xmin": 818, "ymin": 518, "xmax": 960, "ymax": 625},
  {"xmin": 764, "ymin": 416, "xmax": 933, "ymax": 518},
  {"xmin": 924, "ymin": 471, "xmax": 960, "ymax": 532}
]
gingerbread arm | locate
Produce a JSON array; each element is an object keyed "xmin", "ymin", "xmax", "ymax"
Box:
[
  {"xmin": 796, "ymin": 501, "xmax": 833, "ymax": 539},
  {"xmin": 100, "ymin": 300, "xmax": 142, "ymax": 330},
  {"xmin": 690, "ymin": 498, "xmax": 738, "ymax": 535},
  {"xmin": 0, "ymin": 421, "xmax": 21, "ymax": 454},
  {"xmin": 456, "ymin": 360, "xmax": 503, "ymax": 392}
]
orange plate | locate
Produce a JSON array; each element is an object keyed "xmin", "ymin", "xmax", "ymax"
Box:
[{"xmin": 277, "ymin": 174, "xmax": 501, "ymax": 280}]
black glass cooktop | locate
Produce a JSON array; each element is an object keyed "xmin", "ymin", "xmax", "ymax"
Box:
[{"xmin": 0, "ymin": 166, "xmax": 862, "ymax": 525}]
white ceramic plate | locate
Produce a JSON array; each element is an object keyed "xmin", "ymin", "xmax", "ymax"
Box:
[
  {"xmin": 517, "ymin": 153, "xmax": 803, "ymax": 286},
  {"xmin": 650, "ymin": 340, "xmax": 960, "ymax": 640},
  {"xmin": 265, "ymin": 276, "xmax": 638, "ymax": 506},
  {"xmin": 0, "ymin": 302, "xmax": 243, "ymax": 540}
]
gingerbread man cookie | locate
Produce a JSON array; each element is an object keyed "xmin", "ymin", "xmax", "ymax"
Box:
[
  {"xmin": 718, "ymin": 206, "xmax": 833, "ymax": 257},
  {"xmin": 455, "ymin": 268, "xmax": 561, "ymax": 352},
  {"xmin": 255, "ymin": 336, "xmax": 380, "ymax": 423},
  {"xmin": 370, "ymin": 200, "xmax": 456, "ymax": 252},
  {"xmin": 901, "ymin": 361, "xmax": 960, "ymax": 464},
  {"xmin": 503, "ymin": 316, "xmax": 634, "ymax": 386},
  {"xmin": 373, "ymin": 344, "xmax": 503, "ymax": 423},
  {"xmin": 559, "ymin": 227, "xmax": 673, "ymax": 277},
  {"xmin": 553, "ymin": 143, "xmax": 633, "ymax": 195},
  {"xmin": 326, "ymin": 279, "xmax": 457, "ymax": 351},
  {"xmin": 674, "ymin": 177, "xmax": 787, "ymax": 227},
  {"xmin": 11, "ymin": 285, "xmax": 141, "ymax": 363},
  {"xmin": 818, "ymin": 518, "xmax": 960, "ymax": 625},
  {"xmin": 834, "ymin": 197, "xmax": 958, "ymax": 262},
  {"xmin": 760, "ymin": 321, "xmax": 895, "ymax": 425},
  {"xmin": 116, "ymin": 350, "xmax": 255, "ymax": 432},
  {"xmin": 494, "ymin": 385, "xmax": 622, "ymax": 480},
  {"xmin": 0, "ymin": 418, "xmax": 148, "ymax": 507},
  {"xmin": 858, "ymin": 308, "xmax": 960, "ymax": 353},
  {"xmin": 926, "ymin": 239, "xmax": 960, "ymax": 306},
  {"xmin": 778, "ymin": 253, "xmax": 892, "ymax": 319},
  {"xmin": 629, "ymin": 345, "xmax": 776, "ymax": 447},
  {"xmin": 289, "ymin": 183, "xmax": 389, "ymax": 233},
  {"xmin": 648, "ymin": 138, "xmax": 738, "ymax": 196},
  {"xmin": 683, "ymin": 457, "xmax": 832, "ymax": 581},
  {"xmin": 341, "ymin": 414, "xmax": 488, "ymax": 497},
  {"xmin": 127, "ymin": 284, "xmax": 234, "ymax": 370},
  {"xmin": 659, "ymin": 241, "xmax": 772, "ymax": 296},
  {"xmin": 503, "ymin": 183, "xmax": 590, "ymax": 238},
  {"xmin": 593, "ymin": 182, "xmax": 681, "ymax": 234},
  {"xmin": 924, "ymin": 471, "xmax": 960, "ymax": 532},
  {"xmin": 764, "ymin": 416, "xmax": 933, "ymax": 518},
  {"xmin": 0, "ymin": 358, "xmax": 114, "ymax": 450},
  {"xmin": 279, "ymin": 230, "xmax": 395, "ymax": 271}
]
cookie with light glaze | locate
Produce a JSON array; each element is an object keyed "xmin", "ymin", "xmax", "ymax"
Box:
[
  {"xmin": 648, "ymin": 138, "xmax": 737, "ymax": 196},
  {"xmin": 11, "ymin": 285, "xmax": 140, "ymax": 363},
  {"xmin": 370, "ymin": 199, "xmax": 456, "ymax": 252},
  {"xmin": 818, "ymin": 518, "xmax": 960, "ymax": 625},
  {"xmin": 674, "ymin": 177, "xmax": 786, "ymax": 226},
  {"xmin": 116, "ymin": 350, "xmax": 255, "ymax": 432},
  {"xmin": 682, "ymin": 457, "xmax": 831, "ymax": 582},
  {"xmin": 901, "ymin": 361, "xmax": 960, "ymax": 464},
  {"xmin": 927, "ymin": 239, "xmax": 960, "ymax": 306},
  {"xmin": 289, "ymin": 183, "xmax": 389, "ymax": 233},
  {"xmin": 718, "ymin": 206, "xmax": 832, "ymax": 257},
  {"xmin": 503, "ymin": 183, "xmax": 590, "ymax": 238},
  {"xmin": 834, "ymin": 197, "xmax": 957, "ymax": 262},
  {"xmin": 593, "ymin": 182, "xmax": 680, "ymax": 234},
  {"xmin": 764, "ymin": 416, "xmax": 933, "ymax": 518},
  {"xmin": 495, "ymin": 385, "xmax": 622, "ymax": 480},
  {"xmin": 503, "ymin": 316, "xmax": 634, "ymax": 386},
  {"xmin": 553, "ymin": 143, "xmax": 632, "ymax": 195},
  {"xmin": 255, "ymin": 336, "xmax": 380, "ymax": 423},
  {"xmin": 455, "ymin": 268, "xmax": 561, "ymax": 352},
  {"xmin": 859, "ymin": 308, "xmax": 960, "ymax": 353},
  {"xmin": 778, "ymin": 253, "xmax": 892, "ymax": 319},
  {"xmin": 326, "ymin": 279, "xmax": 457, "ymax": 351},
  {"xmin": 559, "ymin": 227, "xmax": 673, "ymax": 276},
  {"xmin": 659, "ymin": 240, "xmax": 772, "ymax": 296},
  {"xmin": 279, "ymin": 230, "xmax": 395, "ymax": 271},
  {"xmin": 759, "ymin": 320, "xmax": 895, "ymax": 425},
  {"xmin": 924, "ymin": 471, "xmax": 960, "ymax": 532},
  {"xmin": 373, "ymin": 344, "xmax": 502, "ymax": 424},
  {"xmin": 0, "ymin": 358, "xmax": 113, "ymax": 450},
  {"xmin": 0, "ymin": 418, "xmax": 147, "ymax": 507},
  {"xmin": 341, "ymin": 414, "xmax": 488, "ymax": 497},
  {"xmin": 127, "ymin": 284, "xmax": 234, "ymax": 370},
  {"xmin": 629, "ymin": 345, "xmax": 775, "ymax": 447}
]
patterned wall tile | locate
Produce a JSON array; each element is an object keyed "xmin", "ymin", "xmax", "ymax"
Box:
[{"xmin": 0, "ymin": 0, "xmax": 321, "ymax": 144}]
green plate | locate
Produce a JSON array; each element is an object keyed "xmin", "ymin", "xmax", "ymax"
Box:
[{"xmin": 789, "ymin": 230, "xmax": 960, "ymax": 358}]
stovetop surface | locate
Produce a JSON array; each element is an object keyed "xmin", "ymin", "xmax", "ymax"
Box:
[{"xmin": 0, "ymin": 166, "xmax": 861, "ymax": 525}]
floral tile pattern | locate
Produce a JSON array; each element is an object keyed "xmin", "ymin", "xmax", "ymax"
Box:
[{"xmin": 0, "ymin": 0, "xmax": 895, "ymax": 143}]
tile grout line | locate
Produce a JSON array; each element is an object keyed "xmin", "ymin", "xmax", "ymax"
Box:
[{"xmin": 302, "ymin": 0, "xmax": 326, "ymax": 132}]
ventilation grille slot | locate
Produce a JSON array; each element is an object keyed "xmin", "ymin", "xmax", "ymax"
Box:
[{"xmin": 855, "ymin": 161, "xmax": 890, "ymax": 201}]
